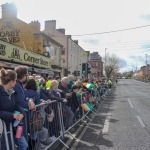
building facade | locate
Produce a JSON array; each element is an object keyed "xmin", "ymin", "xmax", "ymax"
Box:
[
  {"xmin": 43, "ymin": 20, "xmax": 88, "ymax": 77},
  {"xmin": 0, "ymin": 3, "xmax": 63, "ymax": 77},
  {"xmin": 0, "ymin": 3, "xmax": 103, "ymax": 79},
  {"xmin": 89, "ymin": 52, "xmax": 103, "ymax": 79}
]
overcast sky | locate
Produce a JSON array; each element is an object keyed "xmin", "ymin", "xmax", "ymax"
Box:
[{"xmin": 0, "ymin": 0, "xmax": 150, "ymax": 73}]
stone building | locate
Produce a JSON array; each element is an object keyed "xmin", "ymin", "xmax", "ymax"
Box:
[
  {"xmin": 89, "ymin": 52, "xmax": 103, "ymax": 78},
  {"xmin": 43, "ymin": 20, "xmax": 88, "ymax": 77},
  {"xmin": 0, "ymin": 3, "xmax": 63, "ymax": 77}
]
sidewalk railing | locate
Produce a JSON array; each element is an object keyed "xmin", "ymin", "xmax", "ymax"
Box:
[
  {"xmin": 1, "ymin": 121, "xmax": 15, "ymax": 150},
  {"xmin": 2, "ymin": 86, "xmax": 111, "ymax": 150}
]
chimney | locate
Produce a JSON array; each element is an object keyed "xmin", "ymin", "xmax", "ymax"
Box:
[
  {"xmin": 1, "ymin": 3, "xmax": 17, "ymax": 18},
  {"xmin": 44, "ymin": 20, "xmax": 56, "ymax": 35},
  {"xmin": 74, "ymin": 40, "xmax": 78, "ymax": 45},
  {"xmin": 29, "ymin": 21, "xmax": 41, "ymax": 31},
  {"xmin": 57, "ymin": 28, "xmax": 65, "ymax": 35},
  {"xmin": 67, "ymin": 35, "xmax": 72, "ymax": 38}
]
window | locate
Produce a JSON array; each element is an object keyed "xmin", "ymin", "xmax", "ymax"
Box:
[{"xmin": 61, "ymin": 47, "xmax": 65, "ymax": 55}]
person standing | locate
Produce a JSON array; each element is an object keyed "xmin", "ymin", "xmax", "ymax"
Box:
[
  {"xmin": 58, "ymin": 77, "xmax": 74, "ymax": 129},
  {"xmin": 14, "ymin": 66, "xmax": 35, "ymax": 148},
  {"xmin": 67, "ymin": 75, "xmax": 75, "ymax": 90},
  {"xmin": 0, "ymin": 68, "xmax": 27, "ymax": 150}
]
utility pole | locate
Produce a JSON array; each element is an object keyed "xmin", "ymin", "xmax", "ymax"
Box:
[
  {"xmin": 146, "ymin": 54, "xmax": 147, "ymax": 81},
  {"xmin": 105, "ymin": 48, "xmax": 107, "ymax": 77}
]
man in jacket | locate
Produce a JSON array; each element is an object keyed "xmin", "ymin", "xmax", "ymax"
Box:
[
  {"xmin": 14, "ymin": 66, "xmax": 35, "ymax": 143},
  {"xmin": 58, "ymin": 77, "xmax": 74, "ymax": 129}
]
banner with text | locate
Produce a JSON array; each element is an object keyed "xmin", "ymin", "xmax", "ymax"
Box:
[{"xmin": 0, "ymin": 40, "xmax": 51, "ymax": 68}]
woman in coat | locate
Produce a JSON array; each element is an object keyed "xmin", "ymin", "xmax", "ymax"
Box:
[
  {"xmin": 25, "ymin": 79, "xmax": 40, "ymax": 150},
  {"xmin": 47, "ymin": 80, "xmax": 67, "ymax": 142},
  {"xmin": 0, "ymin": 68, "xmax": 27, "ymax": 150},
  {"xmin": 40, "ymin": 80, "xmax": 67, "ymax": 142}
]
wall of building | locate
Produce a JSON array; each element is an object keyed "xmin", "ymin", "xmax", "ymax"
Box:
[
  {"xmin": 43, "ymin": 20, "xmax": 68, "ymax": 76},
  {"xmin": 89, "ymin": 52, "xmax": 103, "ymax": 78},
  {"xmin": 68, "ymin": 39, "xmax": 89, "ymax": 77},
  {"xmin": 43, "ymin": 20, "xmax": 89, "ymax": 77},
  {"xmin": 0, "ymin": 3, "xmax": 62, "ymax": 72}
]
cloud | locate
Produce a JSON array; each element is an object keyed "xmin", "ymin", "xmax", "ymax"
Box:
[
  {"xmin": 141, "ymin": 43, "xmax": 150, "ymax": 49},
  {"xmin": 140, "ymin": 14, "xmax": 150, "ymax": 20},
  {"xmin": 129, "ymin": 55, "xmax": 145, "ymax": 63},
  {"xmin": 119, "ymin": 58, "xmax": 127, "ymax": 68},
  {"xmin": 83, "ymin": 38, "xmax": 100, "ymax": 45}
]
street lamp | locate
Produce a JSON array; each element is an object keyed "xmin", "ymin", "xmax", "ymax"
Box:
[{"xmin": 105, "ymin": 48, "xmax": 107, "ymax": 77}]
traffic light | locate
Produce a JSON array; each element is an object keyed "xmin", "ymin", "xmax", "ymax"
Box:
[
  {"xmin": 73, "ymin": 70, "xmax": 77, "ymax": 76},
  {"xmin": 82, "ymin": 63, "xmax": 86, "ymax": 74},
  {"xmin": 78, "ymin": 71, "xmax": 80, "ymax": 76},
  {"xmin": 87, "ymin": 63, "xmax": 91, "ymax": 73}
]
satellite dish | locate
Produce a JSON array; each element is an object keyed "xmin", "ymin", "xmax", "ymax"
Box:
[{"xmin": 0, "ymin": 119, "xmax": 4, "ymax": 138}]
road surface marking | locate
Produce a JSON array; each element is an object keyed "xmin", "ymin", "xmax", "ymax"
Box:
[
  {"xmin": 71, "ymin": 124, "xmax": 93, "ymax": 150},
  {"xmin": 137, "ymin": 115, "xmax": 145, "ymax": 128},
  {"xmin": 102, "ymin": 115, "xmax": 111, "ymax": 133},
  {"xmin": 128, "ymin": 98, "xmax": 134, "ymax": 108},
  {"xmin": 88, "ymin": 122, "xmax": 102, "ymax": 128},
  {"xmin": 63, "ymin": 100, "xmax": 105, "ymax": 150},
  {"xmin": 61, "ymin": 123, "xmax": 85, "ymax": 150},
  {"xmin": 73, "ymin": 138, "xmax": 94, "ymax": 147}
]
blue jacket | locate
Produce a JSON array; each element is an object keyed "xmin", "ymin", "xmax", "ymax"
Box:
[
  {"xmin": 40, "ymin": 88, "xmax": 64, "ymax": 102},
  {"xmin": 40, "ymin": 89, "xmax": 49, "ymax": 101},
  {"xmin": 58, "ymin": 83, "xmax": 70, "ymax": 98},
  {"xmin": 25, "ymin": 89, "xmax": 40, "ymax": 105},
  {"xmin": 0, "ymin": 85, "xmax": 24, "ymax": 123},
  {"xmin": 50, "ymin": 89, "xmax": 64, "ymax": 102},
  {"xmin": 13, "ymin": 81, "xmax": 28, "ymax": 109}
]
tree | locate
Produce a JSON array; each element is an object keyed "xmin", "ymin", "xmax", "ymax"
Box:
[{"xmin": 103, "ymin": 53, "xmax": 120, "ymax": 79}]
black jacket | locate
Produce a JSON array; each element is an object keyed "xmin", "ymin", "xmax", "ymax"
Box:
[
  {"xmin": 70, "ymin": 92, "xmax": 79, "ymax": 111},
  {"xmin": 0, "ymin": 85, "xmax": 24, "ymax": 124}
]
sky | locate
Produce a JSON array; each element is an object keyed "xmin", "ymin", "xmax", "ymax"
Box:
[{"xmin": 0, "ymin": 0, "xmax": 150, "ymax": 73}]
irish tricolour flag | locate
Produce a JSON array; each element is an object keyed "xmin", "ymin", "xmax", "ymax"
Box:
[
  {"xmin": 86, "ymin": 83, "xmax": 95, "ymax": 89},
  {"xmin": 81, "ymin": 103, "xmax": 93, "ymax": 111}
]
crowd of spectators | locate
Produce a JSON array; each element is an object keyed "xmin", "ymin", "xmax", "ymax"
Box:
[{"xmin": 0, "ymin": 66, "xmax": 112, "ymax": 150}]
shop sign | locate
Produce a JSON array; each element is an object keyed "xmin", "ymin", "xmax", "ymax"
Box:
[
  {"xmin": 0, "ymin": 21, "xmax": 20, "ymax": 43},
  {"xmin": 0, "ymin": 40, "xmax": 51, "ymax": 68}
]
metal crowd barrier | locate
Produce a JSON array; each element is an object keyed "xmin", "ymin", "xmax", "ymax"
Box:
[
  {"xmin": 1, "ymin": 87, "xmax": 109, "ymax": 150},
  {"xmin": 27, "ymin": 100, "xmax": 69, "ymax": 150},
  {"xmin": 0, "ymin": 121, "xmax": 15, "ymax": 150},
  {"xmin": 27, "ymin": 91, "xmax": 103, "ymax": 149}
]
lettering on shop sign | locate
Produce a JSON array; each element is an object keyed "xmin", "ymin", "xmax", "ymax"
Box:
[
  {"xmin": 0, "ymin": 21, "xmax": 20, "ymax": 43},
  {"xmin": 8, "ymin": 48, "xmax": 22, "ymax": 61},
  {"xmin": 24, "ymin": 53, "xmax": 48, "ymax": 66},
  {"xmin": 0, "ymin": 42, "xmax": 49, "ymax": 67},
  {"xmin": 0, "ymin": 44, "xmax": 6, "ymax": 56}
]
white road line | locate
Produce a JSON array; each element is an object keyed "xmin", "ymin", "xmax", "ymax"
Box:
[
  {"xmin": 71, "ymin": 124, "xmax": 92, "ymax": 150},
  {"xmin": 61, "ymin": 123, "xmax": 84, "ymax": 150},
  {"xmin": 64, "ymin": 101, "xmax": 105, "ymax": 150},
  {"xmin": 102, "ymin": 115, "xmax": 111, "ymax": 133},
  {"xmin": 128, "ymin": 98, "xmax": 134, "ymax": 108},
  {"xmin": 136, "ymin": 115, "xmax": 145, "ymax": 128},
  {"xmin": 73, "ymin": 138, "xmax": 94, "ymax": 147}
]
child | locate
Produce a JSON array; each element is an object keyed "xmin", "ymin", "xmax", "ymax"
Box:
[{"xmin": 71, "ymin": 85, "xmax": 80, "ymax": 120}]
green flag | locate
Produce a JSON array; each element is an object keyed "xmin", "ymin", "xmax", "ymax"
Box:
[{"xmin": 86, "ymin": 102, "xmax": 93, "ymax": 110}]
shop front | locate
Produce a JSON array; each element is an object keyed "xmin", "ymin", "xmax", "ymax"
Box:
[{"xmin": 0, "ymin": 40, "xmax": 54, "ymax": 76}]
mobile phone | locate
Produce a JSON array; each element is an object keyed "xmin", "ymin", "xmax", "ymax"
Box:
[{"xmin": 13, "ymin": 120, "xmax": 20, "ymax": 127}]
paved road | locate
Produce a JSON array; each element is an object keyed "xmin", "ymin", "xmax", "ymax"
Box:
[{"xmin": 62, "ymin": 79, "xmax": 150, "ymax": 150}]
